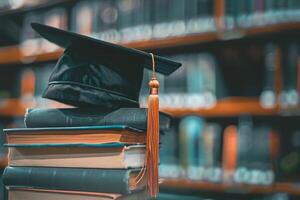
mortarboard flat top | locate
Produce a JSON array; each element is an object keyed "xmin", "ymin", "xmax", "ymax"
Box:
[
  {"xmin": 31, "ymin": 23, "xmax": 182, "ymax": 109},
  {"xmin": 31, "ymin": 23, "xmax": 181, "ymax": 75}
]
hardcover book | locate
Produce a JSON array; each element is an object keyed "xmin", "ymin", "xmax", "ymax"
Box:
[
  {"xmin": 24, "ymin": 107, "xmax": 171, "ymax": 130},
  {"xmin": 8, "ymin": 144, "xmax": 145, "ymax": 169},
  {"xmin": 3, "ymin": 167, "xmax": 145, "ymax": 195},
  {"xmin": 4, "ymin": 126, "xmax": 145, "ymax": 146}
]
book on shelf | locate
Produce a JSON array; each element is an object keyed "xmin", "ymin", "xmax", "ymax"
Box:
[
  {"xmin": 260, "ymin": 43, "xmax": 277, "ymax": 108},
  {"xmin": 276, "ymin": 122, "xmax": 300, "ymax": 182},
  {"xmin": 159, "ymin": 121, "xmax": 181, "ymax": 179},
  {"xmin": 117, "ymin": 0, "xmax": 152, "ymax": 42},
  {"xmin": 2, "ymin": 0, "xmax": 300, "ymax": 49},
  {"xmin": 279, "ymin": 41, "xmax": 299, "ymax": 108},
  {"xmin": 20, "ymin": 11, "xmax": 43, "ymax": 56},
  {"xmin": 178, "ymin": 116, "xmax": 203, "ymax": 180},
  {"xmin": 222, "ymin": 125, "xmax": 238, "ymax": 183},
  {"xmin": 96, "ymin": 0, "xmax": 120, "ymax": 42},
  {"xmin": 224, "ymin": 0, "xmax": 300, "ymax": 29},
  {"xmin": 155, "ymin": 114, "xmax": 300, "ymax": 186},
  {"xmin": 71, "ymin": 0, "xmax": 97, "ymax": 36},
  {"xmin": 177, "ymin": 116, "xmax": 222, "ymax": 182},
  {"xmin": 234, "ymin": 116, "xmax": 254, "ymax": 184},
  {"xmin": 41, "ymin": 7, "xmax": 67, "ymax": 52},
  {"xmin": 234, "ymin": 116, "xmax": 274, "ymax": 185},
  {"xmin": 20, "ymin": 7, "xmax": 67, "ymax": 56},
  {"xmin": 140, "ymin": 53, "xmax": 222, "ymax": 109}
]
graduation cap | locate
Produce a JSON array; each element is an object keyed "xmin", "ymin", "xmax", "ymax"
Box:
[
  {"xmin": 31, "ymin": 23, "xmax": 181, "ymax": 109},
  {"xmin": 31, "ymin": 23, "xmax": 182, "ymax": 198}
]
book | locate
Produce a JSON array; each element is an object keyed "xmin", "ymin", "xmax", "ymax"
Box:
[
  {"xmin": 4, "ymin": 126, "xmax": 145, "ymax": 145},
  {"xmin": 251, "ymin": 125, "xmax": 274, "ymax": 185},
  {"xmin": 3, "ymin": 167, "xmax": 145, "ymax": 195},
  {"xmin": 20, "ymin": 11, "xmax": 43, "ymax": 56},
  {"xmin": 96, "ymin": 0, "xmax": 120, "ymax": 42},
  {"xmin": 71, "ymin": 1, "xmax": 97, "ymax": 36},
  {"xmin": 201, "ymin": 123, "xmax": 222, "ymax": 182},
  {"xmin": 179, "ymin": 116, "xmax": 204, "ymax": 179},
  {"xmin": 8, "ymin": 144, "xmax": 145, "ymax": 169},
  {"xmin": 260, "ymin": 43, "xmax": 277, "ymax": 108},
  {"xmin": 42, "ymin": 7, "xmax": 67, "ymax": 53},
  {"xmin": 8, "ymin": 188, "xmax": 146, "ymax": 200},
  {"xmin": 222, "ymin": 125, "xmax": 238, "ymax": 183},
  {"xmin": 279, "ymin": 41, "xmax": 299, "ymax": 107},
  {"xmin": 234, "ymin": 116, "xmax": 253, "ymax": 184},
  {"xmin": 140, "ymin": 53, "xmax": 222, "ymax": 109},
  {"xmin": 24, "ymin": 107, "xmax": 171, "ymax": 130},
  {"xmin": 159, "ymin": 120, "xmax": 180, "ymax": 178}
]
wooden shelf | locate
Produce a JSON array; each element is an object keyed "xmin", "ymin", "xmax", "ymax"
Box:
[
  {"xmin": 161, "ymin": 179, "xmax": 300, "ymax": 196},
  {"xmin": 0, "ymin": 97, "xmax": 278, "ymax": 118},
  {"xmin": 0, "ymin": 98, "xmax": 71, "ymax": 117},
  {"xmin": 0, "ymin": 98, "xmax": 32, "ymax": 117},
  {"xmin": 161, "ymin": 98, "xmax": 279, "ymax": 117},
  {"xmin": 0, "ymin": 22, "xmax": 299, "ymax": 65}
]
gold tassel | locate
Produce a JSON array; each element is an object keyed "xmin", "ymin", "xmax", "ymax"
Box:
[{"xmin": 134, "ymin": 53, "xmax": 160, "ymax": 198}]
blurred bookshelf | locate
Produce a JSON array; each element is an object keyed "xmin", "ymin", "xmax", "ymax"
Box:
[
  {"xmin": 0, "ymin": 0, "xmax": 300, "ymax": 199},
  {"xmin": 161, "ymin": 179, "xmax": 300, "ymax": 196},
  {"xmin": 0, "ymin": 22, "xmax": 299, "ymax": 65},
  {"xmin": 162, "ymin": 97, "xmax": 280, "ymax": 117}
]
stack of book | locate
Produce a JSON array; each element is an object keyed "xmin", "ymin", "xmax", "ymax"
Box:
[{"xmin": 3, "ymin": 107, "xmax": 172, "ymax": 200}]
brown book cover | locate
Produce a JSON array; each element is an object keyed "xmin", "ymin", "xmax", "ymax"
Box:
[{"xmin": 5, "ymin": 126, "xmax": 145, "ymax": 145}]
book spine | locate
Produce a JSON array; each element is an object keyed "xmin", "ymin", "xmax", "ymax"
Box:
[
  {"xmin": 179, "ymin": 116, "xmax": 204, "ymax": 179},
  {"xmin": 159, "ymin": 121, "xmax": 180, "ymax": 178},
  {"xmin": 222, "ymin": 125, "xmax": 238, "ymax": 183},
  {"xmin": 234, "ymin": 116, "xmax": 253, "ymax": 184},
  {"xmin": 260, "ymin": 43, "xmax": 277, "ymax": 108},
  {"xmin": 3, "ymin": 167, "xmax": 132, "ymax": 195},
  {"xmin": 280, "ymin": 42, "xmax": 299, "ymax": 107}
]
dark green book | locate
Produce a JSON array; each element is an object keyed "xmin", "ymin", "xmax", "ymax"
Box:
[
  {"xmin": 24, "ymin": 107, "xmax": 171, "ymax": 130},
  {"xmin": 3, "ymin": 167, "xmax": 144, "ymax": 195}
]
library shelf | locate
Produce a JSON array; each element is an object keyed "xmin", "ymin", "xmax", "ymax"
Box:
[
  {"xmin": 161, "ymin": 179, "xmax": 300, "ymax": 196},
  {"xmin": 0, "ymin": 97, "xmax": 277, "ymax": 117},
  {"xmin": 0, "ymin": 98, "xmax": 32, "ymax": 117},
  {"xmin": 0, "ymin": 22, "xmax": 299, "ymax": 65},
  {"xmin": 161, "ymin": 98, "xmax": 279, "ymax": 117},
  {"xmin": 0, "ymin": 98, "xmax": 70, "ymax": 117}
]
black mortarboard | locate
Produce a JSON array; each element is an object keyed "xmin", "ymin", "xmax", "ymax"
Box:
[{"xmin": 31, "ymin": 23, "xmax": 181, "ymax": 109}]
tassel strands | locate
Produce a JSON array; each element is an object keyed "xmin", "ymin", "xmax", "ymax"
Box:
[
  {"xmin": 134, "ymin": 53, "xmax": 160, "ymax": 198},
  {"xmin": 147, "ymin": 55, "xmax": 160, "ymax": 197}
]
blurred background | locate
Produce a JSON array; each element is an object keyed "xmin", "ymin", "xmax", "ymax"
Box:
[{"xmin": 0, "ymin": 0, "xmax": 300, "ymax": 199}]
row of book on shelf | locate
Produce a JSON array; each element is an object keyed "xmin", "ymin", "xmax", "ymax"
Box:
[
  {"xmin": 17, "ymin": 0, "xmax": 300, "ymax": 55},
  {"xmin": 160, "ymin": 115, "xmax": 300, "ymax": 185},
  {"xmin": 1, "ymin": 40, "xmax": 299, "ymax": 110}
]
